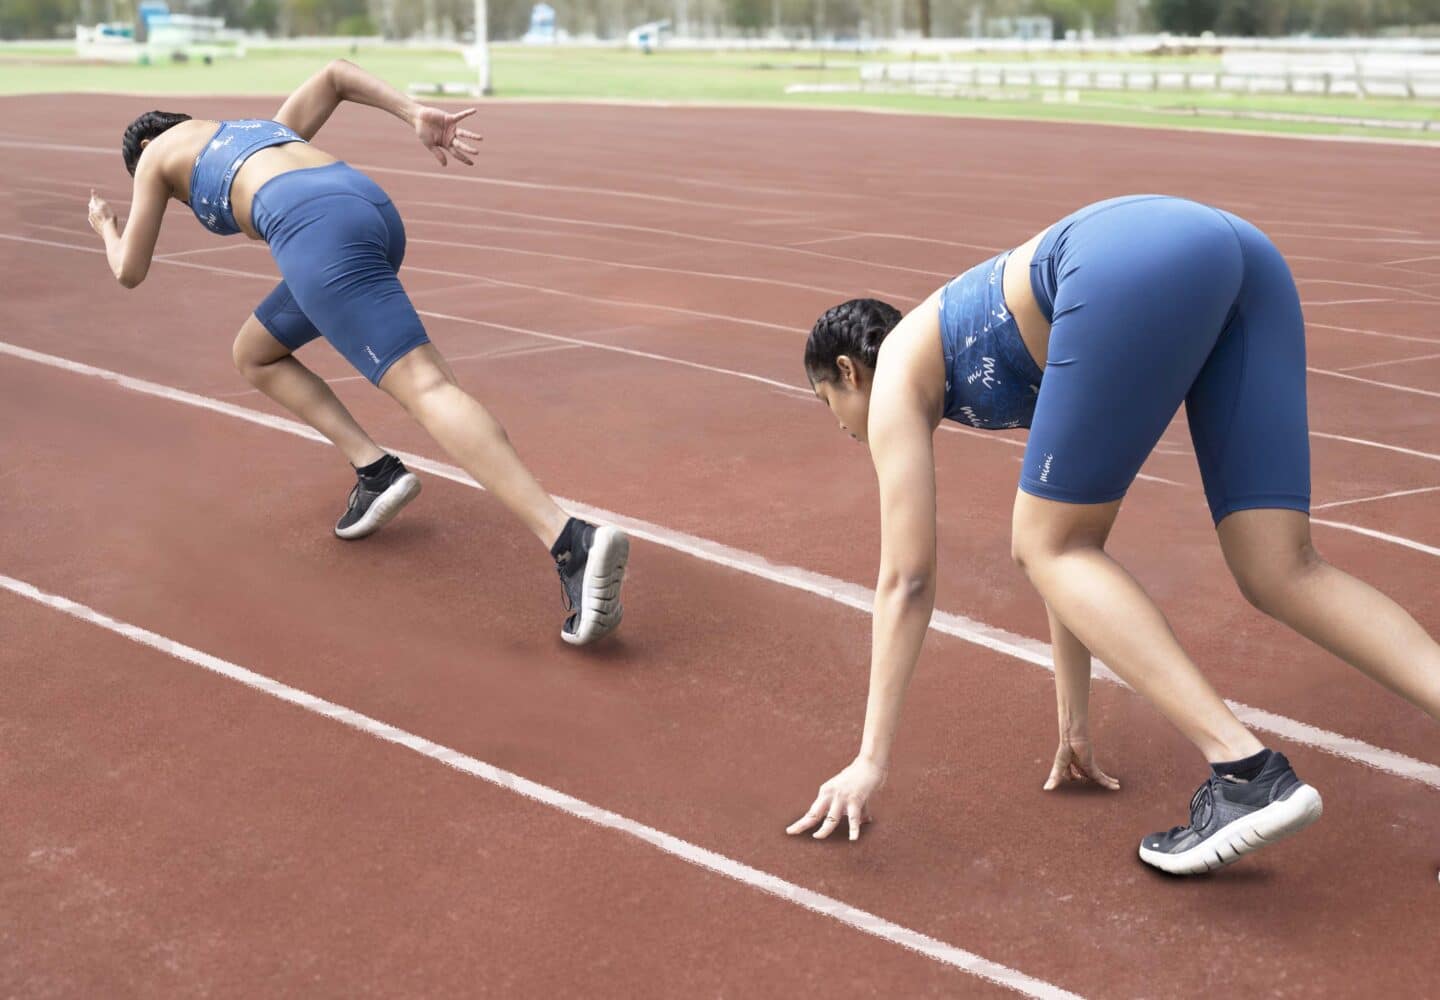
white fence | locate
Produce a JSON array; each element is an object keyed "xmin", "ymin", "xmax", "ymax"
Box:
[{"xmin": 860, "ymin": 56, "xmax": 1440, "ymax": 98}]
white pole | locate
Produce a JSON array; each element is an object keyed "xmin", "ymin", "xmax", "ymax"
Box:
[{"xmin": 475, "ymin": 0, "xmax": 493, "ymax": 95}]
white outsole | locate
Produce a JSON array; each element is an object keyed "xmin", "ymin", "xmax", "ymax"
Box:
[
  {"xmin": 1138, "ymin": 783, "xmax": 1324, "ymax": 875},
  {"xmin": 561, "ymin": 526, "xmax": 630, "ymax": 646},
  {"xmin": 334, "ymin": 473, "xmax": 422, "ymax": 540}
]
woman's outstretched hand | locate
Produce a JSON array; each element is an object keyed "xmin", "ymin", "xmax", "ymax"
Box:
[
  {"xmin": 412, "ymin": 105, "xmax": 482, "ymax": 167},
  {"xmin": 87, "ymin": 190, "xmax": 116, "ymax": 236},
  {"xmin": 787, "ymin": 757, "xmax": 887, "ymax": 841},
  {"xmin": 1042, "ymin": 732, "xmax": 1120, "ymax": 791}
]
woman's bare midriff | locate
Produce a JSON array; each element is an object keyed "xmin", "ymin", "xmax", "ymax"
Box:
[
  {"xmin": 167, "ymin": 121, "xmax": 338, "ymax": 240},
  {"xmin": 230, "ymin": 143, "xmax": 339, "ymax": 239},
  {"xmin": 1001, "ymin": 227, "xmax": 1053, "ymax": 370}
]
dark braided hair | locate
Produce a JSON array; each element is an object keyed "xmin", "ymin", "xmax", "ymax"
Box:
[
  {"xmin": 804, "ymin": 298, "xmax": 903, "ymax": 384},
  {"xmin": 121, "ymin": 110, "xmax": 192, "ymax": 176}
]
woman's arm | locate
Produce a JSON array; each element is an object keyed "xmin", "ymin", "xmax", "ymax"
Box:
[
  {"xmin": 1042, "ymin": 605, "xmax": 1119, "ymax": 791},
  {"xmin": 857, "ymin": 399, "xmax": 939, "ymax": 768},
  {"xmin": 274, "ymin": 59, "xmax": 480, "ymax": 166},
  {"xmin": 87, "ymin": 159, "xmax": 169, "ymax": 288},
  {"xmin": 787, "ymin": 381, "xmax": 938, "ymax": 841}
]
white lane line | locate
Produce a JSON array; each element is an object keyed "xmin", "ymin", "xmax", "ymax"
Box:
[
  {"xmin": 1310, "ymin": 366, "xmax": 1440, "ymax": 401},
  {"xmin": 1271, "ymin": 232, "xmax": 1440, "ymax": 246},
  {"xmin": 1304, "ymin": 298, "xmax": 1396, "ymax": 307},
  {"xmin": 1337, "ymin": 350, "xmax": 1440, "ymax": 373},
  {"xmin": 410, "ymin": 265, "xmax": 801, "ymax": 333},
  {"xmin": 1256, "ymin": 221, "xmax": 1424, "ymax": 236},
  {"xmin": 405, "ymin": 236, "xmax": 857, "ymax": 298},
  {"xmin": 1311, "ymin": 431, "xmax": 1440, "ymax": 464},
  {"xmin": 357, "ymin": 162, "xmax": 816, "ymax": 217},
  {"xmin": 323, "ymin": 342, "xmax": 586, "ymax": 386},
  {"xmin": 396, "ymin": 199, "xmax": 949, "ymax": 279},
  {"xmin": 416, "ymin": 310, "xmax": 806, "ymax": 392},
  {"xmin": 790, "ymin": 231, "xmax": 1004, "ymax": 254},
  {"xmin": 1384, "ymin": 255, "xmax": 1440, "ymax": 266},
  {"xmin": 1313, "ymin": 485, "xmax": 1440, "ymax": 511},
  {"xmin": 0, "ymin": 573, "xmax": 1079, "ymax": 1000},
  {"xmin": 1311, "ymin": 519, "xmax": 1440, "ymax": 559},
  {"xmin": 0, "ymin": 232, "xmax": 273, "ymax": 282},
  {"xmin": 0, "ymin": 137, "xmax": 111, "ymax": 155},
  {"xmin": 1296, "ymin": 277, "xmax": 1440, "ymax": 304},
  {"xmin": 156, "ymin": 243, "xmax": 266, "ymax": 260},
  {"xmin": 1310, "ymin": 322, "xmax": 1440, "ymax": 347},
  {"xmin": 3, "ymin": 340, "xmax": 1437, "ymax": 792},
  {"xmin": 406, "ymin": 214, "xmax": 669, "ymax": 251}
]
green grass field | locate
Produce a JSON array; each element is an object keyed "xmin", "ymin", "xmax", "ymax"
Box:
[{"xmin": 1, "ymin": 42, "xmax": 1435, "ymax": 141}]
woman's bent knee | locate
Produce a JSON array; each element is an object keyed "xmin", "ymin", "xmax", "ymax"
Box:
[
  {"xmin": 381, "ymin": 349, "xmax": 456, "ymax": 411},
  {"xmin": 1233, "ymin": 542, "xmax": 1325, "ymax": 613}
]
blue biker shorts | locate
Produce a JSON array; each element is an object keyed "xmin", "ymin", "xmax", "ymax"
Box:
[
  {"xmin": 1022, "ymin": 195, "xmax": 1311, "ymax": 524},
  {"xmin": 251, "ymin": 162, "xmax": 430, "ymax": 386}
]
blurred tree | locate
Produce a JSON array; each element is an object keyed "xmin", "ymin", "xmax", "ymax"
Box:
[
  {"xmin": 1151, "ymin": 0, "xmax": 1217, "ymax": 31},
  {"xmin": 241, "ymin": 0, "xmax": 280, "ymax": 30},
  {"xmin": 1, "ymin": 0, "xmax": 78, "ymax": 37}
]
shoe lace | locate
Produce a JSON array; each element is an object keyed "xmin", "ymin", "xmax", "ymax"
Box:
[
  {"xmin": 345, "ymin": 482, "xmax": 361, "ymax": 511},
  {"xmin": 1167, "ymin": 777, "xmax": 1217, "ymax": 836},
  {"xmin": 555, "ymin": 552, "xmax": 575, "ymax": 611}
]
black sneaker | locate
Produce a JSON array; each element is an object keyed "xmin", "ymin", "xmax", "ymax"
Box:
[
  {"xmin": 552, "ymin": 517, "xmax": 630, "ymax": 645},
  {"xmin": 1139, "ymin": 751, "xmax": 1323, "ymax": 875},
  {"xmin": 334, "ymin": 455, "xmax": 421, "ymax": 540}
]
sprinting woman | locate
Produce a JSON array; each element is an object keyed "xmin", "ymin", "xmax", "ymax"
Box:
[
  {"xmin": 85, "ymin": 59, "xmax": 627, "ymax": 645},
  {"xmin": 786, "ymin": 194, "xmax": 1440, "ymax": 873}
]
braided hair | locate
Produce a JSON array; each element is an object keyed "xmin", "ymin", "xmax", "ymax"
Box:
[
  {"xmin": 804, "ymin": 298, "xmax": 903, "ymax": 384},
  {"xmin": 121, "ymin": 110, "xmax": 192, "ymax": 176}
]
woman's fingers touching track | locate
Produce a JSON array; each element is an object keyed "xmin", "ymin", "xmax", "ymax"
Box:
[
  {"xmin": 1043, "ymin": 742, "xmax": 1121, "ymax": 791},
  {"xmin": 1086, "ymin": 761, "xmax": 1121, "ymax": 790},
  {"xmin": 845, "ymin": 800, "xmax": 867, "ymax": 841},
  {"xmin": 786, "ymin": 790, "xmax": 832, "ymax": 836},
  {"xmin": 1043, "ymin": 744, "xmax": 1074, "ymax": 790}
]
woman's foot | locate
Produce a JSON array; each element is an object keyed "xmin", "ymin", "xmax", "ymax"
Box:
[
  {"xmin": 552, "ymin": 518, "xmax": 630, "ymax": 645},
  {"xmin": 1139, "ymin": 750, "xmax": 1323, "ymax": 875},
  {"xmin": 334, "ymin": 454, "xmax": 421, "ymax": 540}
]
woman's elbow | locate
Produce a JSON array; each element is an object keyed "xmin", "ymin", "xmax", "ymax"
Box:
[{"xmin": 116, "ymin": 266, "xmax": 146, "ymax": 289}]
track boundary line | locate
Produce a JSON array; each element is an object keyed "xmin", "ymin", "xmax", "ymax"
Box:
[
  {"xmin": 0, "ymin": 571, "xmax": 1081, "ymax": 1000},
  {"xmin": 3, "ymin": 339, "xmax": 1437, "ymax": 792},
  {"xmin": 1310, "ymin": 431, "xmax": 1440, "ymax": 464},
  {"xmin": 1337, "ymin": 350, "xmax": 1440, "ymax": 373},
  {"xmin": 1312, "ymin": 485, "xmax": 1440, "ymax": 511},
  {"xmin": 1311, "ymin": 518, "xmax": 1440, "ymax": 558},
  {"xmin": 1310, "ymin": 366, "xmax": 1440, "ymax": 400}
]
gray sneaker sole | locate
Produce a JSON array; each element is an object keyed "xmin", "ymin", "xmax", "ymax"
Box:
[
  {"xmin": 561, "ymin": 526, "xmax": 630, "ymax": 646},
  {"xmin": 334, "ymin": 473, "xmax": 422, "ymax": 540},
  {"xmin": 1139, "ymin": 782, "xmax": 1323, "ymax": 875}
]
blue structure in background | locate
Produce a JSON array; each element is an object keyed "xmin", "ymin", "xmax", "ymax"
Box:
[{"xmin": 523, "ymin": 3, "xmax": 557, "ymax": 43}]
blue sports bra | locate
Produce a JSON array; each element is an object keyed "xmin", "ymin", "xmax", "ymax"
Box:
[
  {"xmin": 188, "ymin": 119, "xmax": 306, "ymax": 236},
  {"xmin": 937, "ymin": 250, "xmax": 1045, "ymax": 430}
]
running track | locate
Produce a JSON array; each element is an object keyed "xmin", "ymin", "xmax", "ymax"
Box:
[{"xmin": 2, "ymin": 95, "xmax": 1437, "ymax": 997}]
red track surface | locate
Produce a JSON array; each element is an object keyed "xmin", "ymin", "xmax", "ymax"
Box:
[{"xmin": 2, "ymin": 96, "xmax": 1438, "ymax": 997}]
